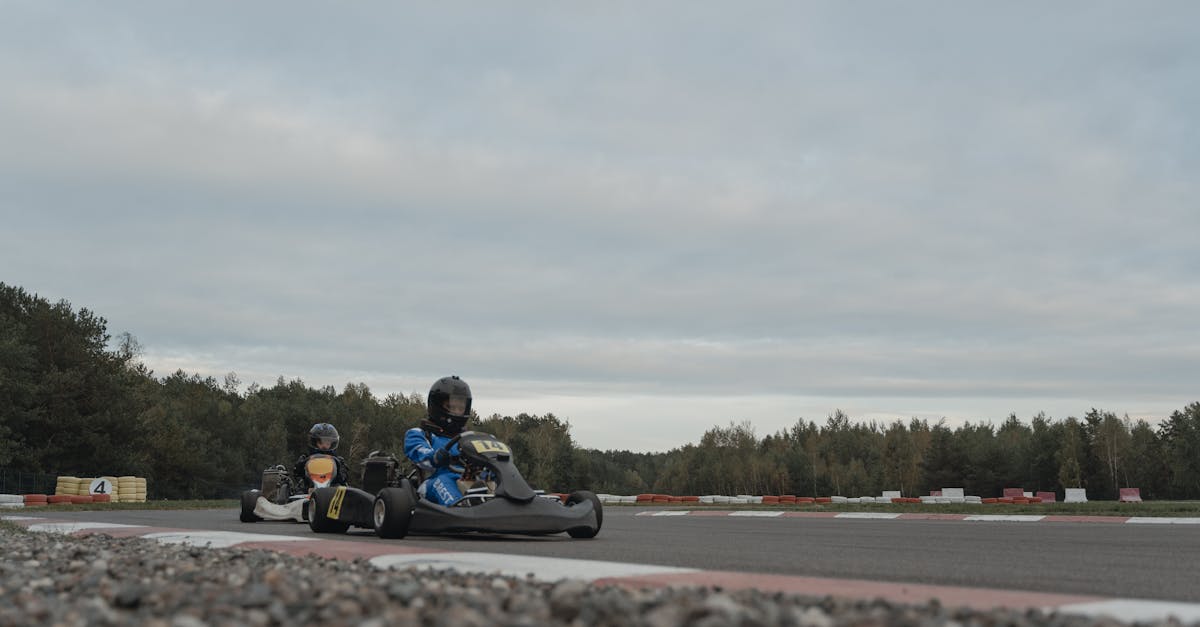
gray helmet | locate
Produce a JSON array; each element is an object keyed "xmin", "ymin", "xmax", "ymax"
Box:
[{"xmin": 308, "ymin": 423, "xmax": 340, "ymax": 452}]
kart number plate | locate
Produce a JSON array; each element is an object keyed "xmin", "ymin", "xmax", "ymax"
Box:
[
  {"xmin": 328, "ymin": 486, "xmax": 346, "ymax": 519},
  {"xmin": 471, "ymin": 440, "xmax": 510, "ymax": 455}
]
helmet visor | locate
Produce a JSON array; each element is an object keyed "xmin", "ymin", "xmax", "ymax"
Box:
[
  {"xmin": 443, "ymin": 394, "xmax": 470, "ymax": 417},
  {"xmin": 315, "ymin": 436, "xmax": 337, "ymax": 450}
]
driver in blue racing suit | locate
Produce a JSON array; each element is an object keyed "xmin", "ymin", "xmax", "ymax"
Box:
[{"xmin": 404, "ymin": 375, "xmax": 473, "ymax": 505}]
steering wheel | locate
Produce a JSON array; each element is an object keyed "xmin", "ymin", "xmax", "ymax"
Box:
[{"xmin": 440, "ymin": 431, "xmax": 475, "ymax": 460}]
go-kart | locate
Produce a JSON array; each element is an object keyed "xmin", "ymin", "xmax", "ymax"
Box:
[
  {"xmin": 308, "ymin": 431, "xmax": 602, "ymax": 540},
  {"xmin": 239, "ymin": 454, "xmax": 341, "ymax": 523}
]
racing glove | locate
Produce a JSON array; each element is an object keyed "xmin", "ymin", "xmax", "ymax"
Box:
[{"xmin": 432, "ymin": 448, "xmax": 451, "ymax": 468}]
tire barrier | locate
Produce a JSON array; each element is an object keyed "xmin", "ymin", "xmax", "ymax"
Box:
[
  {"xmin": 54, "ymin": 476, "xmax": 81, "ymax": 496},
  {"xmin": 52, "ymin": 475, "xmax": 148, "ymax": 503},
  {"xmin": 0, "ymin": 494, "xmax": 24, "ymax": 509}
]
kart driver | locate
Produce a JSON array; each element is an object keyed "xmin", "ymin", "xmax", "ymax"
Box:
[
  {"xmin": 404, "ymin": 375, "xmax": 473, "ymax": 505},
  {"xmin": 293, "ymin": 422, "xmax": 349, "ymax": 490}
]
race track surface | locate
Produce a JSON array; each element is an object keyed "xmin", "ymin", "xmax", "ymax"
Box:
[{"xmin": 28, "ymin": 506, "xmax": 1200, "ymax": 603}]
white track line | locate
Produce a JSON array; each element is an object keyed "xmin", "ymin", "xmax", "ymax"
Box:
[{"xmin": 370, "ymin": 552, "xmax": 696, "ymax": 581}]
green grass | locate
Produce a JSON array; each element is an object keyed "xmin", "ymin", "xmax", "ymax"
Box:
[
  {"xmin": 618, "ymin": 500, "xmax": 1200, "ymax": 517},
  {"xmin": 21, "ymin": 499, "xmax": 237, "ymax": 511}
]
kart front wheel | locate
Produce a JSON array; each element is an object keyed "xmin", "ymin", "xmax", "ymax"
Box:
[
  {"xmin": 565, "ymin": 490, "xmax": 603, "ymax": 539},
  {"xmin": 239, "ymin": 491, "xmax": 262, "ymax": 523},
  {"xmin": 374, "ymin": 486, "xmax": 414, "ymax": 539},
  {"xmin": 309, "ymin": 487, "xmax": 351, "ymax": 534}
]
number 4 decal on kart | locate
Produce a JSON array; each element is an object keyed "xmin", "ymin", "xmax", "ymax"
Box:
[
  {"xmin": 471, "ymin": 440, "xmax": 510, "ymax": 455},
  {"xmin": 327, "ymin": 486, "xmax": 347, "ymax": 519}
]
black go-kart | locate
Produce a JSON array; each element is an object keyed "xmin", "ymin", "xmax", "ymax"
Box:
[
  {"xmin": 240, "ymin": 455, "xmax": 340, "ymax": 523},
  {"xmin": 307, "ymin": 431, "xmax": 602, "ymax": 540}
]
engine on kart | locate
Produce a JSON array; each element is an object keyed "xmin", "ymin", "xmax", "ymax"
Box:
[
  {"xmin": 361, "ymin": 450, "xmax": 403, "ymax": 494},
  {"xmin": 259, "ymin": 465, "xmax": 294, "ymax": 502}
]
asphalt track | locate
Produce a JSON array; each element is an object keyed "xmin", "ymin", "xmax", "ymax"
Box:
[{"xmin": 28, "ymin": 506, "xmax": 1200, "ymax": 603}]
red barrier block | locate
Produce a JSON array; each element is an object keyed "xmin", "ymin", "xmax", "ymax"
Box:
[
  {"xmin": 1036, "ymin": 491, "xmax": 1056, "ymax": 503},
  {"xmin": 1003, "ymin": 487, "xmax": 1024, "ymax": 498},
  {"xmin": 1119, "ymin": 488, "xmax": 1143, "ymax": 502}
]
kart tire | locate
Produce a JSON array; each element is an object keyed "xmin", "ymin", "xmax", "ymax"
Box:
[
  {"xmin": 240, "ymin": 491, "xmax": 262, "ymax": 523},
  {"xmin": 565, "ymin": 490, "xmax": 603, "ymax": 539},
  {"xmin": 308, "ymin": 487, "xmax": 351, "ymax": 534},
  {"xmin": 374, "ymin": 486, "xmax": 414, "ymax": 539}
]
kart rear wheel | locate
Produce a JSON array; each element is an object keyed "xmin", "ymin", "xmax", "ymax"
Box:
[
  {"xmin": 240, "ymin": 491, "xmax": 262, "ymax": 523},
  {"xmin": 374, "ymin": 486, "xmax": 414, "ymax": 539},
  {"xmin": 308, "ymin": 487, "xmax": 350, "ymax": 534},
  {"xmin": 565, "ymin": 490, "xmax": 602, "ymax": 539}
]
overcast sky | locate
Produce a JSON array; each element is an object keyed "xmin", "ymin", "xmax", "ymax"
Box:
[{"xmin": 2, "ymin": 3, "xmax": 1197, "ymax": 452}]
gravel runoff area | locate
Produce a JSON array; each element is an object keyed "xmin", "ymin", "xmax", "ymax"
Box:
[{"xmin": 0, "ymin": 527, "xmax": 1189, "ymax": 627}]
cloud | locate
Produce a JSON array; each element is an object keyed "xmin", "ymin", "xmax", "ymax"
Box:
[{"xmin": 2, "ymin": 4, "xmax": 1197, "ymax": 451}]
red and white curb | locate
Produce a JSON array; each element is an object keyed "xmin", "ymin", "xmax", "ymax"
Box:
[
  {"xmin": 636, "ymin": 510, "xmax": 1200, "ymax": 524},
  {"xmin": 5, "ymin": 515, "xmax": 1200, "ymax": 624}
]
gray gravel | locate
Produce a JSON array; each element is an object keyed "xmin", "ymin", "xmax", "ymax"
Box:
[{"xmin": 0, "ymin": 526, "xmax": 1187, "ymax": 627}]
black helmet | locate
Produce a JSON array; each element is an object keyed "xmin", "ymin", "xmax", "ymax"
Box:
[
  {"xmin": 426, "ymin": 375, "xmax": 472, "ymax": 435},
  {"xmin": 308, "ymin": 423, "xmax": 340, "ymax": 452}
]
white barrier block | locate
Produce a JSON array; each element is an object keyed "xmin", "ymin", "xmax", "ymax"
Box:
[
  {"xmin": 882, "ymin": 491, "xmax": 902, "ymax": 500},
  {"xmin": 875, "ymin": 497, "xmax": 892, "ymax": 504},
  {"xmin": 1064, "ymin": 488, "xmax": 1088, "ymax": 503},
  {"xmin": 941, "ymin": 487, "xmax": 965, "ymax": 499}
]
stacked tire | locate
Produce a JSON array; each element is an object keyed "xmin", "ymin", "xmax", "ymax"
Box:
[
  {"xmin": 0, "ymin": 494, "xmax": 24, "ymax": 509},
  {"xmin": 117, "ymin": 476, "xmax": 146, "ymax": 503},
  {"xmin": 55, "ymin": 476, "xmax": 83, "ymax": 497}
]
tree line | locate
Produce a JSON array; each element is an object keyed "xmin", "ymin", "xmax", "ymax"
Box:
[{"xmin": 2, "ymin": 283, "xmax": 1198, "ymax": 500}]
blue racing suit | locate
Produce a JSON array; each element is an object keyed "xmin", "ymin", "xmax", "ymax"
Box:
[{"xmin": 404, "ymin": 427, "xmax": 462, "ymax": 506}]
